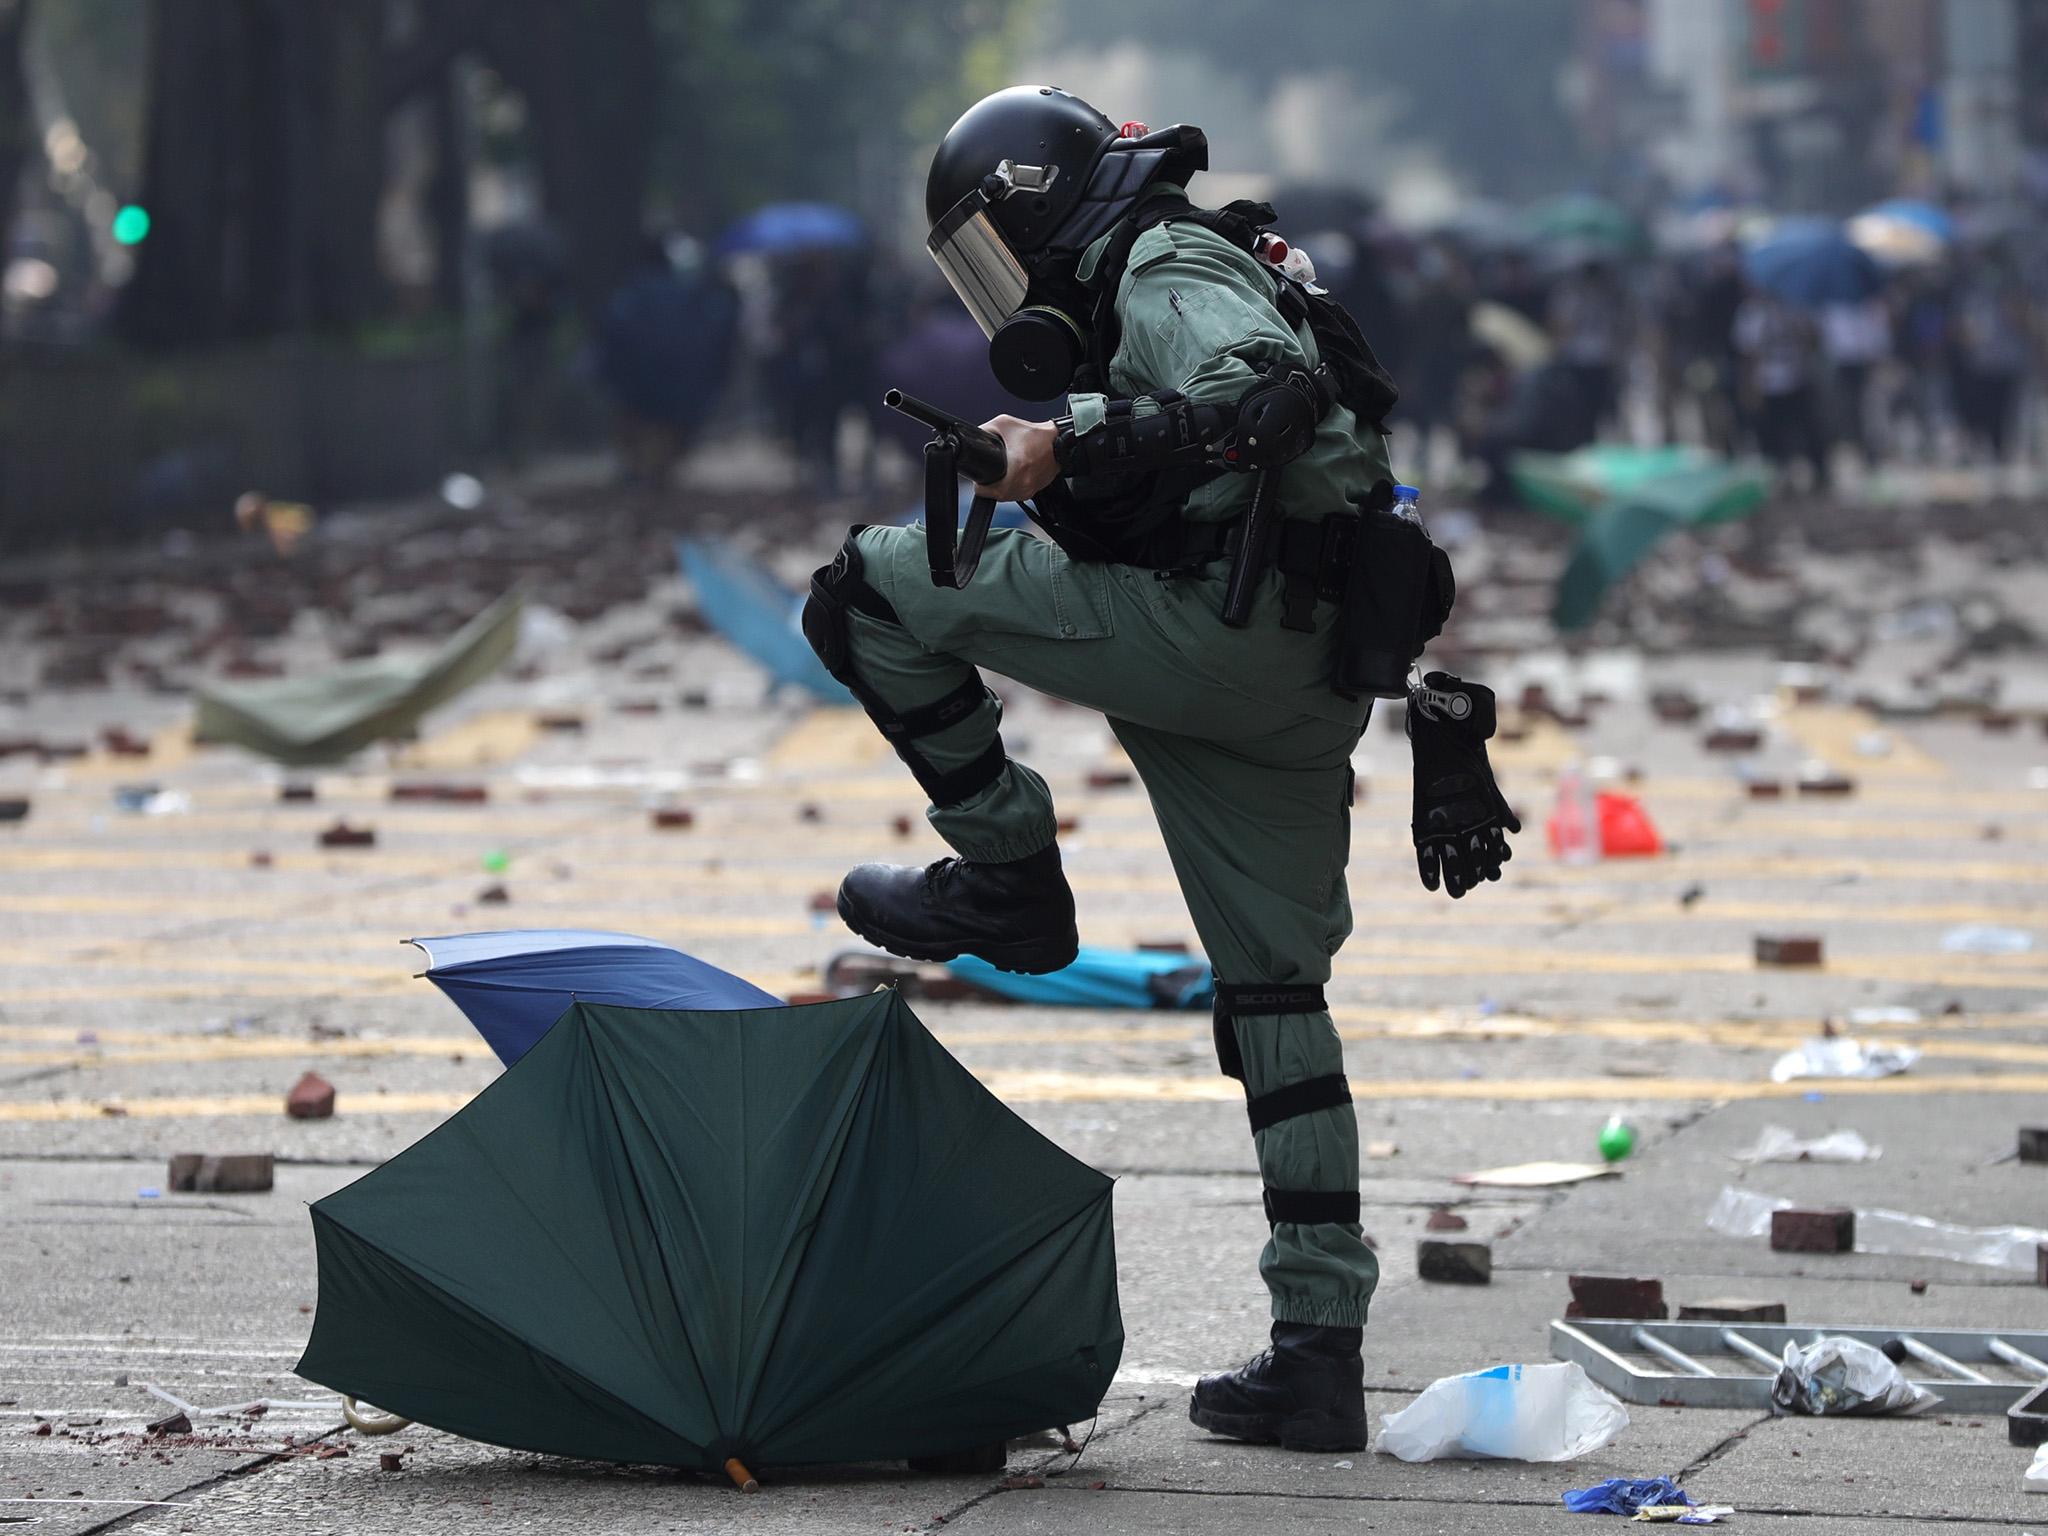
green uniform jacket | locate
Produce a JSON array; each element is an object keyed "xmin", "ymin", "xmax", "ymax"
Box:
[{"xmin": 1066, "ymin": 187, "xmax": 1394, "ymax": 527}]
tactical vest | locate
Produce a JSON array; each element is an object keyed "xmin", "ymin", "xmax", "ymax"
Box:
[{"xmin": 1036, "ymin": 195, "xmax": 1401, "ymax": 567}]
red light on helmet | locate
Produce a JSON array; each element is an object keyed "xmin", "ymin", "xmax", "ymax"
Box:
[{"xmin": 1119, "ymin": 121, "xmax": 1150, "ymax": 140}]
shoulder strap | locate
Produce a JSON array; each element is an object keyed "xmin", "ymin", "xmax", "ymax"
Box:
[{"xmin": 1082, "ymin": 196, "xmax": 1277, "ymax": 386}]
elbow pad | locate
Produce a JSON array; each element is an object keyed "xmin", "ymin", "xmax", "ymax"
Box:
[{"xmin": 1053, "ymin": 367, "xmax": 1327, "ymax": 477}]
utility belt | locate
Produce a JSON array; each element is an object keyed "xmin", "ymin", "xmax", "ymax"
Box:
[{"xmin": 1133, "ymin": 488, "xmax": 1454, "ymax": 701}]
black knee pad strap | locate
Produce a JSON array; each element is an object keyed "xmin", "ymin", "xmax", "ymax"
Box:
[
  {"xmin": 1263, "ymin": 1187, "xmax": 1362, "ymax": 1226},
  {"xmin": 804, "ymin": 531, "xmax": 1007, "ymax": 810},
  {"xmin": 1211, "ymin": 982, "xmax": 1330, "ymax": 1082},
  {"xmin": 1246, "ymin": 1073, "xmax": 1352, "ymax": 1135}
]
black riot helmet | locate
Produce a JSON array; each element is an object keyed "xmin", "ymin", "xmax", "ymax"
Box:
[{"xmin": 925, "ymin": 85, "xmax": 1208, "ymax": 399}]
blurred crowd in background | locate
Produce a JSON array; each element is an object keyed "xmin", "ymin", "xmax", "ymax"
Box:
[{"xmin": 5, "ymin": 0, "xmax": 2048, "ymax": 546}]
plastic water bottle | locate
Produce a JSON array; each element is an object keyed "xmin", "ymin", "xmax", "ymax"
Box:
[
  {"xmin": 1392, "ymin": 483, "xmax": 1424, "ymax": 526},
  {"xmin": 1549, "ymin": 760, "xmax": 1598, "ymax": 865}
]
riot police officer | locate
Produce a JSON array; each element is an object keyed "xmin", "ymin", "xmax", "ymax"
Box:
[{"xmin": 802, "ymin": 85, "xmax": 1517, "ymax": 1454}]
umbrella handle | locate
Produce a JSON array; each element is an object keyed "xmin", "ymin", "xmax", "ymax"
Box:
[{"xmin": 341, "ymin": 1396, "xmax": 413, "ymax": 1435}]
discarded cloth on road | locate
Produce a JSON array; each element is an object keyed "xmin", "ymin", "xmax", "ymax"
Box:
[
  {"xmin": 1706, "ymin": 1185, "xmax": 2048, "ymax": 1272},
  {"xmin": 2027, "ymin": 1443, "xmax": 2048, "ymax": 1494},
  {"xmin": 1771, "ymin": 1336, "xmax": 1940, "ymax": 1416},
  {"xmin": 1940, "ymin": 923, "xmax": 2034, "ymax": 955},
  {"xmin": 1508, "ymin": 446, "xmax": 1768, "ymax": 631},
  {"xmin": 193, "ymin": 588, "xmax": 523, "ymax": 765},
  {"xmin": 297, "ymin": 990, "xmax": 1123, "ymax": 1472},
  {"xmin": 1375, "ymin": 1362, "xmax": 1628, "ymax": 1463},
  {"xmin": 1562, "ymin": 1476, "xmax": 1691, "ymax": 1515},
  {"xmin": 1767, "ymin": 1037, "xmax": 1919, "ymax": 1083},
  {"xmin": 408, "ymin": 929, "xmax": 783, "ymax": 1066},
  {"xmin": 947, "ymin": 947, "xmax": 1214, "ymax": 1010},
  {"xmin": 675, "ymin": 537, "xmax": 850, "ymax": 702},
  {"xmin": 1731, "ymin": 1126, "xmax": 1881, "ymax": 1164}
]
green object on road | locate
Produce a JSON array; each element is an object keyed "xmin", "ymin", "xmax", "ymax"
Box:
[
  {"xmin": 194, "ymin": 589, "xmax": 523, "ymax": 765},
  {"xmin": 295, "ymin": 990, "xmax": 1122, "ymax": 1471},
  {"xmin": 1598, "ymin": 1117, "xmax": 1635, "ymax": 1164},
  {"xmin": 480, "ymin": 849, "xmax": 509, "ymax": 874},
  {"xmin": 1509, "ymin": 447, "xmax": 1769, "ymax": 631}
]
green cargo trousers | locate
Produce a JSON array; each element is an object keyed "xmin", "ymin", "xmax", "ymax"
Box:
[{"xmin": 836, "ymin": 520, "xmax": 1378, "ymax": 1329}]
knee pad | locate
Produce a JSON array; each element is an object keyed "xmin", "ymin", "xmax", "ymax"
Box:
[
  {"xmin": 802, "ymin": 528, "xmax": 897, "ymax": 677},
  {"xmin": 1212, "ymin": 980, "xmax": 1359, "ymax": 1229}
]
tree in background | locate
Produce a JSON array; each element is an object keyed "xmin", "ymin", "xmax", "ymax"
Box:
[{"xmin": 0, "ymin": 0, "xmax": 29, "ymax": 272}]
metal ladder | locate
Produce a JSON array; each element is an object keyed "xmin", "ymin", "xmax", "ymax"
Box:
[{"xmin": 1550, "ymin": 1319, "xmax": 2048, "ymax": 1412}]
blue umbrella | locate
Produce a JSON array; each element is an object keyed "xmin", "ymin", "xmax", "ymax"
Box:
[
  {"xmin": 409, "ymin": 929, "xmax": 783, "ymax": 1066},
  {"xmin": 947, "ymin": 947, "xmax": 1214, "ymax": 1010},
  {"xmin": 676, "ymin": 537, "xmax": 852, "ymax": 703},
  {"xmin": 1743, "ymin": 219, "xmax": 1882, "ymax": 307},
  {"xmin": 714, "ymin": 201, "xmax": 865, "ymax": 257},
  {"xmin": 1862, "ymin": 198, "xmax": 1955, "ymax": 243}
]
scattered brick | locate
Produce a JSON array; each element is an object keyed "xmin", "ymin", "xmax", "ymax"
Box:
[
  {"xmin": 1085, "ymin": 768, "xmax": 1134, "ymax": 790},
  {"xmin": 317, "ymin": 1445, "xmax": 348, "ymax": 1459},
  {"xmin": 1797, "ymin": 772, "xmax": 1855, "ymax": 797},
  {"xmin": 680, "ymin": 689, "xmax": 710, "ymax": 709},
  {"xmin": 249, "ymin": 849, "xmax": 274, "ymax": 867},
  {"xmin": 379, "ymin": 1452, "xmax": 405, "ymax": 1472},
  {"xmin": 1755, "ymin": 934, "xmax": 1823, "ymax": 967},
  {"xmin": 0, "ymin": 798, "xmax": 28, "ymax": 823},
  {"xmin": 2037, "ymin": 1242, "xmax": 2047, "ymax": 1288},
  {"xmin": 784, "ymin": 992, "xmax": 838, "ymax": 1006},
  {"xmin": 1135, "ymin": 938, "xmax": 1191, "ymax": 954},
  {"xmin": 286, "ymin": 1072, "xmax": 336, "ymax": 1121},
  {"xmin": 279, "ymin": 782, "xmax": 317, "ymax": 802},
  {"xmin": 1910, "ymin": 1279, "xmax": 1929, "ymax": 1295},
  {"xmin": 890, "ymin": 814, "xmax": 914, "ymax": 838},
  {"xmin": 147, "ymin": 1411, "xmax": 192, "ymax": 1437},
  {"xmin": 1566, "ymin": 1275, "xmax": 1667, "ymax": 1321},
  {"xmin": 1703, "ymin": 727, "xmax": 1763, "ymax": 752},
  {"xmin": 1979, "ymin": 711, "xmax": 2019, "ymax": 733},
  {"xmin": 798, "ymin": 804, "xmax": 823, "ymax": 823},
  {"xmin": 1651, "ymin": 691, "xmax": 1701, "ymax": 724},
  {"xmin": 651, "ymin": 807, "xmax": 695, "ymax": 830},
  {"xmin": 1424, "ymin": 1208, "xmax": 1468, "ymax": 1232},
  {"xmin": 318, "ymin": 822, "xmax": 375, "ymax": 848},
  {"xmin": 1770, "ymin": 1208, "xmax": 1855, "ymax": 1254},
  {"xmin": 1417, "ymin": 1239, "xmax": 1492, "ymax": 1284},
  {"xmin": 32, "ymin": 1420, "xmax": 51, "ymax": 1435},
  {"xmin": 475, "ymin": 884, "xmax": 510, "ymax": 905},
  {"xmin": 807, "ymin": 891, "xmax": 837, "ymax": 914},
  {"xmin": 615, "ymin": 699, "xmax": 660, "ymax": 716},
  {"xmin": 1746, "ymin": 780, "xmax": 1784, "ymax": 799},
  {"xmin": 390, "ymin": 781, "xmax": 487, "ymax": 803},
  {"xmin": 101, "ymin": 726, "xmax": 151, "ymax": 757},
  {"xmin": 536, "ymin": 713, "xmax": 585, "ymax": 732},
  {"xmin": 2017, "ymin": 1126, "xmax": 2048, "ymax": 1164},
  {"xmin": 1055, "ymin": 815, "xmax": 1080, "ymax": 835},
  {"xmin": 1678, "ymin": 1299, "xmax": 1787, "ymax": 1323},
  {"xmin": 166, "ymin": 1154, "xmax": 274, "ymax": 1194}
]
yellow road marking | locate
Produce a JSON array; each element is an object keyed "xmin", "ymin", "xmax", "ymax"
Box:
[
  {"xmin": 7, "ymin": 1069, "xmax": 2046, "ymax": 1122},
  {"xmin": 388, "ymin": 710, "xmax": 540, "ymax": 770},
  {"xmin": 1779, "ymin": 704, "xmax": 1946, "ymax": 779}
]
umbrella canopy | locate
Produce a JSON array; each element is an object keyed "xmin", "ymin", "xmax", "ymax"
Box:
[
  {"xmin": 1509, "ymin": 447, "xmax": 1769, "ymax": 629},
  {"xmin": 1848, "ymin": 200, "xmax": 1952, "ymax": 268},
  {"xmin": 948, "ymin": 947, "xmax": 1213, "ymax": 1010},
  {"xmin": 1470, "ymin": 300, "xmax": 1554, "ymax": 372},
  {"xmin": 676, "ymin": 538, "xmax": 851, "ymax": 703},
  {"xmin": 714, "ymin": 201, "xmax": 865, "ymax": 257},
  {"xmin": 1743, "ymin": 218, "xmax": 1882, "ymax": 306},
  {"xmin": 409, "ymin": 929, "xmax": 783, "ymax": 1066},
  {"xmin": 296, "ymin": 991, "xmax": 1122, "ymax": 1471},
  {"xmin": 193, "ymin": 589, "xmax": 523, "ymax": 766},
  {"xmin": 1520, "ymin": 194, "xmax": 1645, "ymax": 257}
]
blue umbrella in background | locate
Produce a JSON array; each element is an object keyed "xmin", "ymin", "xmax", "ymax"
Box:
[
  {"xmin": 409, "ymin": 929, "xmax": 783, "ymax": 1066},
  {"xmin": 1744, "ymin": 218, "xmax": 1883, "ymax": 307},
  {"xmin": 714, "ymin": 201, "xmax": 866, "ymax": 257},
  {"xmin": 1848, "ymin": 198, "xmax": 1954, "ymax": 267},
  {"xmin": 676, "ymin": 537, "xmax": 851, "ymax": 703}
]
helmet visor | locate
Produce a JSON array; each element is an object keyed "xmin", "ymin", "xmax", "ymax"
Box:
[{"xmin": 928, "ymin": 192, "xmax": 1029, "ymax": 339}]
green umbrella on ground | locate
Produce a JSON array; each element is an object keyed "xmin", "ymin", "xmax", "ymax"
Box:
[
  {"xmin": 193, "ymin": 588, "xmax": 523, "ymax": 765},
  {"xmin": 1509, "ymin": 446, "xmax": 1769, "ymax": 630},
  {"xmin": 295, "ymin": 990, "xmax": 1122, "ymax": 1479},
  {"xmin": 1521, "ymin": 193, "xmax": 1646, "ymax": 258}
]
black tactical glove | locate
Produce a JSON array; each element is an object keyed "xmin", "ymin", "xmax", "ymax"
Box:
[{"xmin": 1407, "ymin": 671, "xmax": 1520, "ymax": 898}]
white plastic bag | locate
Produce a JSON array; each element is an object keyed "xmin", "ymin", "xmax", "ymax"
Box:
[
  {"xmin": 1769, "ymin": 1037, "xmax": 1919, "ymax": 1082},
  {"xmin": 1373, "ymin": 1361, "xmax": 1628, "ymax": 1463},
  {"xmin": 2026, "ymin": 1442, "xmax": 2048, "ymax": 1494},
  {"xmin": 1770, "ymin": 1337, "xmax": 1939, "ymax": 1416},
  {"xmin": 1732, "ymin": 1125, "xmax": 1881, "ymax": 1163}
]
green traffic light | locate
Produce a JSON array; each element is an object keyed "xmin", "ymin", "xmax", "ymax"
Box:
[{"xmin": 112, "ymin": 204, "xmax": 151, "ymax": 245}]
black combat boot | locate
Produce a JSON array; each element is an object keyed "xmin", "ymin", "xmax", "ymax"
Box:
[
  {"xmin": 835, "ymin": 844, "xmax": 1078, "ymax": 975},
  {"xmin": 1188, "ymin": 1323, "xmax": 1367, "ymax": 1452}
]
